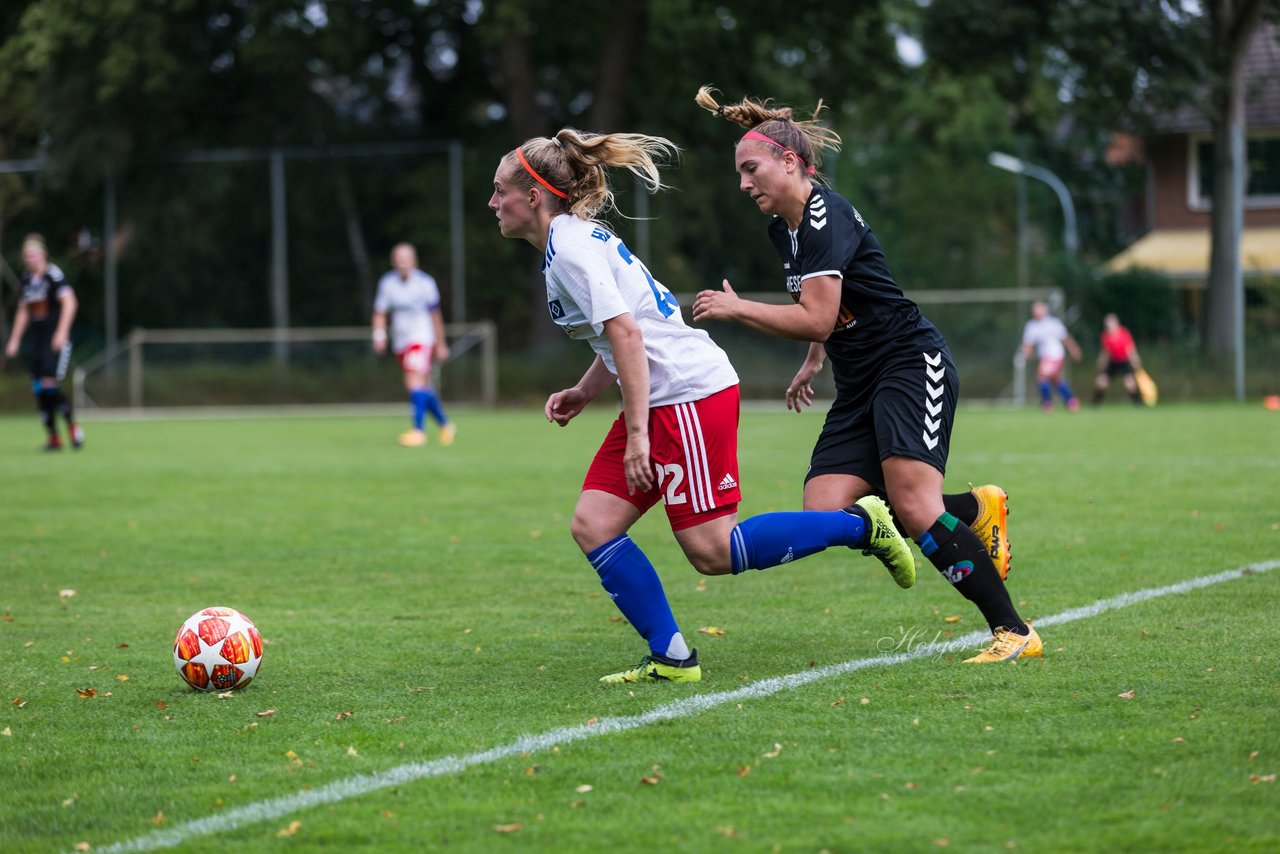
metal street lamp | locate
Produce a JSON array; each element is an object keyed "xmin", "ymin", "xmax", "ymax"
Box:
[{"xmin": 988, "ymin": 151, "xmax": 1079, "ymax": 256}]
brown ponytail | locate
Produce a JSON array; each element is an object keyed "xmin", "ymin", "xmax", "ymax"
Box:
[{"xmin": 695, "ymin": 85, "xmax": 841, "ymax": 182}]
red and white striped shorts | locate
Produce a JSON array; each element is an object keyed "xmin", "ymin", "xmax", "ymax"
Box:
[{"xmin": 582, "ymin": 384, "xmax": 741, "ymax": 531}]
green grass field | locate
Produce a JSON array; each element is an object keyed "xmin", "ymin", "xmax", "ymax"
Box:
[{"xmin": 2, "ymin": 402, "xmax": 1278, "ymax": 853}]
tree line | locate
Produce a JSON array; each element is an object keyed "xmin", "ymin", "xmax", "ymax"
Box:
[{"xmin": 0, "ymin": 0, "xmax": 1271, "ymax": 358}]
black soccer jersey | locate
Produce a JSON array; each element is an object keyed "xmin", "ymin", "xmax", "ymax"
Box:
[
  {"xmin": 766, "ymin": 185, "xmax": 944, "ymax": 389},
  {"xmin": 19, "ymin": 264, "xmax": 72, "ymax": 340}
]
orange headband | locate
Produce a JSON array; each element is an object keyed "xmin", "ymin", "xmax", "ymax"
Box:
[{"xmin": 516, "ymin": 146, "xmax": 569, "ymax": 199}]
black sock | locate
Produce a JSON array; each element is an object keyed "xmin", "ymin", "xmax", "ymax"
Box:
[
  {"xmin": 35, "ymin": 390, "xmax": 58, "ymax": 437},
  {"xmin": 1129, "ymin": 389, "xmax": 1143, "ymax": 405},
  {"xmin": 916, "ymin": 513, "xmax": 1026, "ymax": 634},
  {"xmin": 1092, "ymin": 388, "xmax": 1104, "ymax": 404},
  {"xmin": 942, "ymin": 492, "xmax": 979, "ymax": 527},
  {"xmin": 51, "ymin": 387, "xmax": 74, "ymax": 425}
]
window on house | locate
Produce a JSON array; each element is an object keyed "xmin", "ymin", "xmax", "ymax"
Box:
[{"xmin": 1195, "ymin": 136, "xmax": 1280, "ymax": 203}]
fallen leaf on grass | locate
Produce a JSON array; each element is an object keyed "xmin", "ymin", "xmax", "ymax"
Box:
[
  {"xmin": 943, "ymin": 616, "xmax": 961, "ymax": 624},
  {"xmin": 217, "ymin": 692, "xmax": 234, "ymax": 699},
  {"xmin": 12, "ymin": 697, "xmax": 26, "ymax": 708},
  {"xmin": 763, "ymin": 743, "xmax": 782, "ymax": 759},
  {"xmin": 569, "ymin": 799, "xmax": 585, "ymax": 808},
  {"xmin": 151, "ymin": 811, "xmax": 166, "ymax": 826},
  {"xmin": 860, "ymin": 697, "xmax": 870, "ymax": 705},
  {"xmin": 1250, "ymin": 774, "xmax": 1276, "ymax": 784},
  {"xmin": 934, "ymin": 839, "xmax": 951, "ymax": 847},
  {"xmin": 60, "ymin": 589, "xmax": 77, "ymax": 599},
  {"xmin": 1, "ymin": 612, "xmax": 10, "ymax": 622},
  {"xmin": 346, "ymin": 746, "xmax": 358, "ymax": 757},
  {"xmin": 62, "ymin": 794, "xmax": 78, "ymax": 807},
  {"xmin": 737, "ymin": 765, "xmax": 751, "ymax": 777},
  {"xmin": 698, "ymin": 626, "xmax": 726, "ymax": 637},
  {"xmin": 493, "ymin": 823, "xmax": 522, "ymax": 833},
  {"xmin": 335, "ymin": 711, "xmax": 353, "ymax": 720},
  {"xmin": 256, "ymin": 709, "xmax": 275, "ymax": 718},
  {"xmin": 1, "ymin": 727, "xmax": 11, "ymax": 737},
  {"xmin": 116, "ymin": 674, "xmax": 129, "ymax": 682},
  {"xmin": 76, "ymin": 688, "xmax": 97, "ymax": 699},
  {"xmin": 575, "ymin": 784, "xmax": 593, "ymax": 793},
  {"xmin": 385, "ymin": 716, "xmax": 406, "ymax": 724},
  {"xmin": 73, "ymin": 843, "xmax": 90, "ymax": 852},
  {"xmin": 830, "ymin": 697, "xmax": 847, "ymax": 708},
  {"xmin": 716, "ymin": 826, "xmax": 738, "ymax": 838},
  {"xmin": 639, "ymin": 774, "xmax": 661, "ymax": 785},
  {"xmin": 1117, "ymin": 690, "xmax": 1136, "ymax": 700},
  {"xmin": 608, "ymin": 617, "xmax": 625, "ymax": 623},
  {"xmin": 116, "ymin": 643, "xmax": 129, "ymax": 648},
  {"xmin": 1171, "ymin": 737, "xmax": 1184, "ymax": 743},
  {"xmin": 277, "ymin": 820, "xmax": 301, "ymax": 837}
]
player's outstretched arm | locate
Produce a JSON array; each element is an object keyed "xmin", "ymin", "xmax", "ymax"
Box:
[
  {"xmin": 52, "ymin": 290, "xmax": 77, "ymax": 352},
  {"xmin": 693, "ymin": 277, "xmax": 839, "ymax": 342}
]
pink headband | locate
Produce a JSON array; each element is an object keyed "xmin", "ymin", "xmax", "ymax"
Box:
[{"xmin": 740, "ymin": 130, "xmax": 815, "ymax": 176}]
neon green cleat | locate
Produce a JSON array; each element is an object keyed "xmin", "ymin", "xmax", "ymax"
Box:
[
  {"xmin": 963, "ymin": 625, "xmax": 1043, "ymax": 663},
  {"xmin": 969, "ymin": 484, "xmax": 1012, "ymax": 580},
  {"xmin": 854, "ymin": 495, "xmax": 916, "ymax": 589},
  {"xmin": 599, "ymin": 650, "xmax": 702, "ymax": 684}
]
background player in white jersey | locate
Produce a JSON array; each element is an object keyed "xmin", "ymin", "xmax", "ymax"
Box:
[
  {"xmin": 1021, "ymin": 300, "xmax": 1082, "ymax": 412},
  {"xmin": 372, "ymin": 243, "xmax": 455, "ymax": 447},
  {"xmin": 693, "ymin": 87, "xmax": 1040, "ymax": 663},
  {"xmin": 5, "ymin": 234, "xmax": 83, "ymax": 451},
  {"xmin": 489, "ymin": 128, "xmax": 916, "ymax": 683}
]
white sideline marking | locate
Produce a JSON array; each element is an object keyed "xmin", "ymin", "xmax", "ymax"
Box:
[{"xmin": 94, "ymin": 559, "xmax": 1280, "ymax": 853}]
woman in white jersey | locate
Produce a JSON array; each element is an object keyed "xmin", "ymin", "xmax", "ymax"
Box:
[
  {"xmin": 1021, "ymin": 300, "xmax": 1082, "ymax": 412},
  {"xmin": 490, "ymin": 129, "xmax": 917, "ymax": 683},
  {"xmin": 372, "ymin": 243, "xmax": 455, "ymax": 447}
]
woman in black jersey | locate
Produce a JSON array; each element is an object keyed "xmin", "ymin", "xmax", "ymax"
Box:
[{"xmin": 691, "ymin": 87, "xmax": 1039, "ymax": 663}]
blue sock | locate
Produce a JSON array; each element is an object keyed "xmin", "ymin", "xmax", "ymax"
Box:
[
  {"xmin": 1038, "ymin": 380, "xmax": 1052, "ymax": 405},
  {"xmin": 729, "ymin": 508, "xmax": 867, "ymax": 574},
  {"xmin": 1057, "ymin": 382, "xmax": 1074, "ymax": 401},
  {"xmin": 421, "ymin": 388, "xmax": 447, "ymax": 426},
  {"xmin": 409, "ymin": 389, "xmax": 428, "ymax": 430},
  {"xmin": 587, "ymin": 535, "xmax": 687, "ymax": 659}
]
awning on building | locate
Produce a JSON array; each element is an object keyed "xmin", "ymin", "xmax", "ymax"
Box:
[{"xmin": 1102, "ymin": 227, "xmax": 1280, "ymax": 280}]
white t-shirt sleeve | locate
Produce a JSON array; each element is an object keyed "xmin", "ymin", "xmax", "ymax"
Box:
[
  {"xmin": 372, "ymin": 276, "xmax": 390, "ymax": 313},
  {"xmin": 1021, "ymin": 320, "xmax": 1035, "ymax": 346},
  {"xmin": 555, "ymin": 249, "xmax": 629, "ymax": 334}
]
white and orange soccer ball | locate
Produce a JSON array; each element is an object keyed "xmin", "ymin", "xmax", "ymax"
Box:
[{"xmin": 173, "ymin": 607, "xmax": 264, "ymax": 692}]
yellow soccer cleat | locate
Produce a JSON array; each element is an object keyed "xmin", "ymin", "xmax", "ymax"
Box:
[
  {"xmin": 963, "ymin": 625, "xmax": 1042, "ymax": 663},
  {"xmin": 438, "ymin": 423, "xmax": 457, "ymax": 446},
  {"xmin": 854, "ymin": 495, "xmax": 916, "ymax": 589},
  {"xmin": 969, "ymin": 484, "xmax": 1012, "ymax": 580},
  {"xmin": 398, "ymin": 429, "xmax": 427, "ymax": 447},
  {"xmin": 599, "ymin": 650, "xmax": 701, "ymax": 684}
]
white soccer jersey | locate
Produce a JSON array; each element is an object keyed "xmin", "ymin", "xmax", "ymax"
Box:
[
  {"xmin": 542, "ymin": 215, "xmax": 738, "ymax": 407},
  {"xmin": 1022, "ymin": 316, "xmax": 1069, "ymax": 360},
  {"xmin": 373, "ymin": 269, "xmax": 441, "ymax": 352}
]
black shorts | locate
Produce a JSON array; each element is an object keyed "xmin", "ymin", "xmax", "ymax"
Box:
[
  {"xmin": 806, "ymin": 346, "xmax": 959, "ymax": 493},
  {"xmin": 1105, "ymin": 359, "xmax": 1133, "ymax": 378},
  {"xmin": 25, "ymin": 339, "xmax": 71, "ymax": 382}
]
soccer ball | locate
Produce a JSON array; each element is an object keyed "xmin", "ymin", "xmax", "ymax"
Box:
[{"xmin": 173, "ymin": 607, "xmax": 264, "ymax": 692}]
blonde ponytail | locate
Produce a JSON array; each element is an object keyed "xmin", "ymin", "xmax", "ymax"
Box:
[{"xmin": 504, "ymin": 129, "xmax": 679, "ymax": 222}]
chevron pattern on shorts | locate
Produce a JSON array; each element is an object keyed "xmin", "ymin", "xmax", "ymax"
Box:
[{"xmin": 923, "ymin": 351, "xmax": 945, "ymax": 450}]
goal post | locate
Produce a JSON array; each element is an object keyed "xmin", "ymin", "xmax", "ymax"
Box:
[{"xmin": 72, "ymin": 322, "xmax": 497, "ymax": 412}]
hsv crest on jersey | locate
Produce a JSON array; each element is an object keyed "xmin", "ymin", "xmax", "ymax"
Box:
[{"xmin": 548, "ymin": 298, "xmax": 565, "ymax": 319}]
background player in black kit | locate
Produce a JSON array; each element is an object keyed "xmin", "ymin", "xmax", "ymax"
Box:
[
  {"xmin": 5, "ymin": 234, "xmax": 83, "ymax": 451},
  {"xmin": 692, "ymin": 87, "xmax": 1039, "ymax": 663}
]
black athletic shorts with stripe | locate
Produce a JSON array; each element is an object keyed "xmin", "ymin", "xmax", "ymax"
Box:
[
  {"xmin": 25, "ymin": 337, "xmax": 71, "ymax": 382},
  {"xmin": 805, "ymin": 344, "xmax": 959, "ymax": 494}
]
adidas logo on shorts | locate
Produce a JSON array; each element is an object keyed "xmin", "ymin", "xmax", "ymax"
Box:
[{"xmin": 717, "ymin": 473, "xmax": 737, "ymax": 491}]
